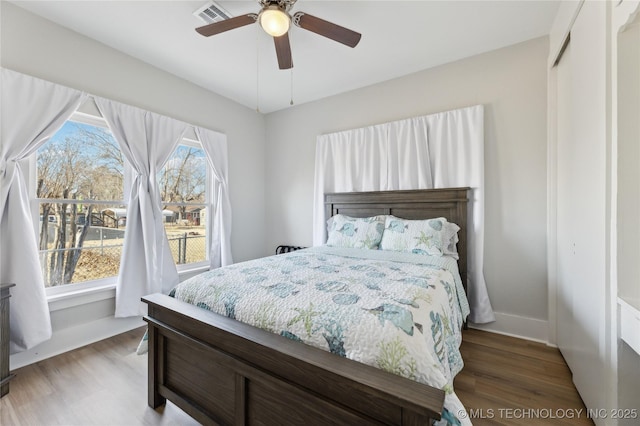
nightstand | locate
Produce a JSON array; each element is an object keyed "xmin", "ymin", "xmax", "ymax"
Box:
[{"xmin": 0, "ymin": 283, "xmax": 15, "ymax": 398}]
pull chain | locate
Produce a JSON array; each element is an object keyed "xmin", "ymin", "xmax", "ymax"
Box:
[
  {"xmin": 290, "ymin": 68, "xmax": 294, "ymax": 106},
  {"xmin": 256, "ymin": 26, "xmax": 260, "ymax": 113}
]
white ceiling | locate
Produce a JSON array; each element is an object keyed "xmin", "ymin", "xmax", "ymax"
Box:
[{"xmin": 9, "ymin": 0, "xmax": 560, "ymax": 113}]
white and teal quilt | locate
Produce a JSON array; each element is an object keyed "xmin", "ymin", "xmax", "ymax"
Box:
[{"xmin": 171, "ymin": 246, "xmax": 471, "ymax": 426}]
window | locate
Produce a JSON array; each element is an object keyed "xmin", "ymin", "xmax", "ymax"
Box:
[
  {"xmin": 35, "ymin": 114, "xmax": 125, "ymax": 288},
  {"xmin": 158, "ymin": 141, "xmax": 209, "ymax": 268},
  {"xmin": 33, "ymin": 111, "xmax": 213, "ymax": 291}
]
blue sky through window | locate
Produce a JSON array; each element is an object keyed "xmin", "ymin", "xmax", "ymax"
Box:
[{"xmin": 41, "ymin": 121, "xmax": 121, "ymax": 170}]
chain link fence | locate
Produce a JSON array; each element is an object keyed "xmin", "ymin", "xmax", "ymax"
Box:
[
  {"xmin": 39, "ymin": 244, "xmax": 123, "ymax": 286},
  {"xmin": 39, "ymin": 232, "xmax": 207, "ymax": 287},
  {"xmin": 167, "ymin": 233, "xmax": 207, "ymax": 265}
]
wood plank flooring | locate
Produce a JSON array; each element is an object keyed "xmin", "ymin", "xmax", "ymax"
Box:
[
  {"xmin": 0, "ymin": 327, "xmax": 593, "ymax": 425},
  {"xmin": 0, "ymin": 327, "xmax": 198, "ymax": 426},
  {"xmin": 455, "ymin": 328, "xmax": 593, "ymax": 425}
]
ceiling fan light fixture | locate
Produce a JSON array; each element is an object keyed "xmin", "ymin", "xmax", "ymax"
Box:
[{"xmin": 259, "ymin": 6, "xmax": 290, "ymax": 37}]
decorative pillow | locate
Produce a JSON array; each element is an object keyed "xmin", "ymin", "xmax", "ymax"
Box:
[
  {"xmin": 380, "ymin": 216, "xmax": 457, "ymax": 256},
  {"xmin": 442, "ymin": 222, "xmax": 461, "ymax": 259},
  {"xmin": 326, "ymin": 214, "xmax": 386, "ymax": 249}
]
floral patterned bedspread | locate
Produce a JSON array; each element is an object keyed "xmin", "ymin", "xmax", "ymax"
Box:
[{"xmin": 171, "ymin": 246, "xmax": 471, "ymax": 426}]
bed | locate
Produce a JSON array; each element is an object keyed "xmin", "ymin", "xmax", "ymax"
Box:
[{"xmin": 142, "ymin": 187, "xmax": 470, "ymax": 425}]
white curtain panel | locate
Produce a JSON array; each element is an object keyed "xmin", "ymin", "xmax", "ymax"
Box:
[
  {"xmin": 312, "ymin": 119, "xmax": 434, "ymax": 244},
  {"xmin": 426, "ymin": 105, "xmax": 494, "ymax": 323},
  {"xmin": 95, "ymin": 97, "xmax": 187, "ymax": 317},
  {"xmin": 0, "ymin": 69, "xmax": 87, "ymax": 352},
  {"xmin": 312, "ymin": 125, "xmax": 388, "ymax": 244},
  {"xmin": 195, "ymin": 127, "xmax": 233, "ymax": 268},
  {"xmin": 313, "ymin": 105, "xmax": 495, "ymax": 323},
  {"xmin": 387, "ymin": 116, "xmax": 434, "ymax": 190}
]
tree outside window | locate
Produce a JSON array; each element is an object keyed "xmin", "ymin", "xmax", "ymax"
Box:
[
  {"xmin": 36, "ymin": 120, "xmax": 124, "ymax": 287},
  {"xmin": 158, "ymin": 143, "xmax": 208, "ymax": 266}
]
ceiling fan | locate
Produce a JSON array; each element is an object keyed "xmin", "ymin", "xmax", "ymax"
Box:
[{"xmin": 195, "ymin": 0, "xmax": 362, "ymax": 70}]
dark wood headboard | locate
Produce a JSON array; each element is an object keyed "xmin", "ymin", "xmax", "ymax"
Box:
[{"xmin": 324, "ymin": 188, "xmax": 470, "ymax": 294}]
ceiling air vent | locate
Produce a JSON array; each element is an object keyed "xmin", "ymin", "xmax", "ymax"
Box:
[{"xmin": 193, "ymin": 1, "xmax": 232, "ymax": 24}]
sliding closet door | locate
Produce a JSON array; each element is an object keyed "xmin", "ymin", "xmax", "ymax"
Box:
[
  {"xmin": 555, "ymin": 41, "xmax": 576, "ymax": 371},
  {"xmin": 555, "ymin": 0, "xmax": 608, "ymax": 416}
]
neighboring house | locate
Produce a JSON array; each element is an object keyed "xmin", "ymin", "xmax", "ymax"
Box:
[
  {"xmin": 101, "ymin": 208, "xmax": 127, "ymax": 228},
  {"xmin": 184, "ymin": 207, "xmax": 202, "ymax": 226}
]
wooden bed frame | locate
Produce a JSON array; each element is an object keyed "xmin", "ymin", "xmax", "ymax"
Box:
[{"xmin": 143, "ymin": 187, "xmax": 469, "ymax": 426}]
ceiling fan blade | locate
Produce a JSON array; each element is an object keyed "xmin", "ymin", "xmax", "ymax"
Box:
[
  {"xmin": 274, "ymin": 33, "xmax": 293, "ymax": 70},
  {"xmin": 196, "ymin": 14, "xmax": 257, "ymax": 37},
  {"xmin": 293, "ymin": 12, "xmax": 361, "ymax": 48}
]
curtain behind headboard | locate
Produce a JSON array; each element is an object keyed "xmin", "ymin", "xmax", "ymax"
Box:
[{"xmin": 313, "ymin": 105, "xmax": 494, "ymax": 324}]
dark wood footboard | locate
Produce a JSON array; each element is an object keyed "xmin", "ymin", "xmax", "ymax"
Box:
[{"xmin": 143, "ymin": 293, "xmax": 445, "ymax": 425}]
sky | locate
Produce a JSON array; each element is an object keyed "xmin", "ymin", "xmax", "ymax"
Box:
[{"xmin": 40, "ymin": 120, "xmax": 207, "ymax": 201}]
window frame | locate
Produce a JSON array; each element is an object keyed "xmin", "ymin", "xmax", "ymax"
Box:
[
  {"xmin": 29, "ymin": 112, "xmax": 212, "ymax": 297},
  {"xmin": 28, "ymin": 111, "xmax": 128, "ymax": 297}
]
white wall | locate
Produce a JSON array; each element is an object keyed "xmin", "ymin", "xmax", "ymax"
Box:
[
  {"xmin": 264, "ymin": 37, "xmax": 549, "ymax": 341},
  {"xmin": 2, "ymin": 2, "xmax": 267, "ymax": 368}
]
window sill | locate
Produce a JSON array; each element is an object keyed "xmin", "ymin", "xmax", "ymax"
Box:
[
  {"xmin": 46, "ymin": 264, "xmax": 211, "ymax": 313},
  {"xmin": 177, "ymin": 262, "xmax": 210, "ymax": 280},
  {"xmin": 48, "ymin": 282, "xmax": 116, "ymax": 312}
]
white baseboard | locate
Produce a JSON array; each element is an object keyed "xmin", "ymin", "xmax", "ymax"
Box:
[
  {"xmin": 9, "ymin": 309, "xmax": 549, "ymax": 370},
  {"xmin": 9, "ymin": 268, "xmax": 205, "ymax": 371},
  {"xmin": 469, "ymin": 311, "xmax": 550, "ymax": 345},
  {"xmin": 10, "ymin": 315, "xmax": 145, "ymax": 370}
]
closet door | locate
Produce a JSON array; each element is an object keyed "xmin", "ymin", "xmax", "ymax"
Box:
[
  {"xmin": 555, "ymin": 41, "xmax": 575, "ymax": 371},
  {"xmin": 555, "ymin": 0, "xmax": 608, "ymax": 416}
]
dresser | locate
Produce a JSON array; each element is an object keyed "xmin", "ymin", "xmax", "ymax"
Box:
[{"xmin": 0, "ymin": 283, "xmax": 15, "ymax": 398}]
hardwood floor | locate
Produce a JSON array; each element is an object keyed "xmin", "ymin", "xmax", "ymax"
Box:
[
  {"xmin": 0, "ymin": 327, "xmax": 592, "ymax": 425},
  {"xmin": 455, "ymin": 328, "xmax": 593, "ymax": 425},
  {"xmin": 0, "ymin": 327, "xmax": 198, "ymax": 426}
]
